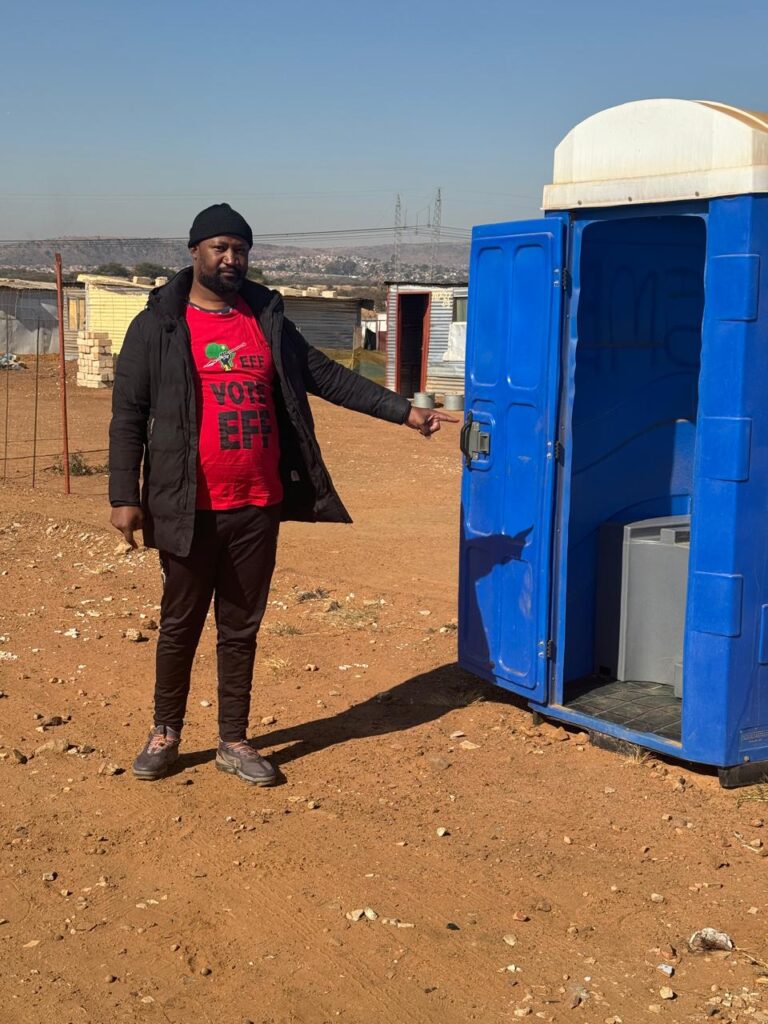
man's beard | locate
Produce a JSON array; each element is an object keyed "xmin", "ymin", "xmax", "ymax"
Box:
[{"xmin": 198, "ymin": 266, "xmax": 244, "ymax": 296}]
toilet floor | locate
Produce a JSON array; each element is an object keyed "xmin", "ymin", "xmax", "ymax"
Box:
[{"xmin": 564, "ymin": 677, "xmax": 682, "ymax": 742}]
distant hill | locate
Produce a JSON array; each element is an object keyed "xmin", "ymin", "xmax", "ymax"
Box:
[
  {"xmin": 0, "ymin": 237, "xmax": 243, "ymax": 270},
  {"xmin": 0, "ymin": 237, "xmax": 469, "ymax": 283}
]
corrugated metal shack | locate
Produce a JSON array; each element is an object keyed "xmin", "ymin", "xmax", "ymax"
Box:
[
  {"xmin": 274, "ymin": 286, "xmax": 386, "ymax": 383},
  {"xmin": 0, "ymin": 279, "xmax": 85, "ymax": 360},
  {"xmin": 278, "ymin": 287, "xmax": 373, "ymax": 367},
  {"xmin": 385, "ymin": 282, "xmax": 468, "ymax": 397}
]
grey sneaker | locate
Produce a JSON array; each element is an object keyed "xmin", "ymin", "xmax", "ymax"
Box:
[
  {"xmin": 216, "ymin": 739, "xmax": 277, "ymax": 787},
  {"xmin": 133, "ymin": 725, "xmax": 180, "ymax": 780}
]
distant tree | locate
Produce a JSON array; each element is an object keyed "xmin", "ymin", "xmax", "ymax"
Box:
[
  {"xmin": 94, "ymin": 262, "xmax": 130, "ymax": 278},
  {"xmin": 0, "ymin": 267, "xmax": 78, "ymax": 283},
  {"xmin": 247, "ymin": 267, "xmax": 268, "ymax": 284},
  {"xmin": 133, "ymin": 262, "xmax": 172, "ymax": 280}
]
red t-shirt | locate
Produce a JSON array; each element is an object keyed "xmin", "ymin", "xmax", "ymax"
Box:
[{"xmin": 186, "ymin": 298, "xmax": 283, "ymax": 511}]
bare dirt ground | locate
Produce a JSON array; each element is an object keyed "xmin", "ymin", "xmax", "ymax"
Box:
[{"xmin": 1, "ymin": 362, "xmax": 768, "ymax": 1024}]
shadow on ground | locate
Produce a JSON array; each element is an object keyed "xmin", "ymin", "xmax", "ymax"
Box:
[
  {"xmin": 168, "ymin": 662, "xmax": 524, "ymax": 778},
  {"xmin": 258, "ymin": 661, "xmax": 520, "ymax": 768}
]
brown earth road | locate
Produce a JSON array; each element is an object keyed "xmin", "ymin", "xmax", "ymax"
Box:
[{"xmin": 0, "ymin": 364, "xmax": 767, "ymax": 1024}]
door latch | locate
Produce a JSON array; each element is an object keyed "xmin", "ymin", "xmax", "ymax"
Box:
[{"xmin": 459, "ymin": 411, "xmax": 491, "ymax": 467}]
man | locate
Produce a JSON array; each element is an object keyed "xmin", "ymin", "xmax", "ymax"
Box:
[{"xmin": 109, "ymin": 203, "xmax": 455, "ymax": 787}]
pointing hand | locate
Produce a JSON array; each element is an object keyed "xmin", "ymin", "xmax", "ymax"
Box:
[{"xmin": 405, "ymin": 406, "xmax": 460, "ymax": 438}]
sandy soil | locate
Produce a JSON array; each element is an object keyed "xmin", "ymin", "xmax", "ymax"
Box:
[{"xmin": 1, "ymin": 364, "xmax": 767, "ymax": 1024}]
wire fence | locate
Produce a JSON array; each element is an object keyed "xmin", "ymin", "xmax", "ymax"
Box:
[
  {"xmin": 0, "ymin": 267, "xmax": 116, "ymax": 497},
  {"xmin": 0, "ymin": 352, "xmax": 110, "ymax": 496}
]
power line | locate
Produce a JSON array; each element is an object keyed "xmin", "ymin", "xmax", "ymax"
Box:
[
  {"xmin": 0, "ymin": 188, "xmax": 408, "ymax": 200},
  {"xmin": 0, "ymin": 188, "xmax": 539, "ymax": 201},
  {"xmin": 0, "ymin": 225, "xmax": 472, "ymax": 246},
  {"xmin": 249, "ymin": 224, "xmax": 470, "ymax": 241}
]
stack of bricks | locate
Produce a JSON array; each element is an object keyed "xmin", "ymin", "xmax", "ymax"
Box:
[{"xmin": 76, "ymin": 331, "xmax": 114, "ymax": 388}]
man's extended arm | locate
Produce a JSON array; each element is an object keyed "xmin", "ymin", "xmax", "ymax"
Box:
[{"xmin": 293, "ymin": 322, "xmax": 457, "ymax": 434}]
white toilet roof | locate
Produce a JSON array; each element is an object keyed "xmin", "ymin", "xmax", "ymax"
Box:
[{"xmin": 542, "ymin": 99, "xmax": 768, "ymax": 210}]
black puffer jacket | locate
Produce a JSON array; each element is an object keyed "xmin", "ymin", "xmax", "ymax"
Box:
[{"xmin": 109, "ymin": 268, "xmax": 411, "ymax": 557}]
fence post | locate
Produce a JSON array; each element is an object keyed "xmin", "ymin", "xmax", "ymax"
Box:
[
  {"xmin": 54, "ymin": 253, "xmax": 70, "ymax": 495},
  {"xmin": 2, "ymin": 314, "xmax": 8, "ymax": 482},
  {"xmin": 32, "ymin": 321, "xmax": 40, "ymax": 488}
]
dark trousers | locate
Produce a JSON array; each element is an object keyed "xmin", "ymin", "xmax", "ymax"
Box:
[{"xmin": 154, "ymin": 505, "xmax": 280, "ymax": 742}]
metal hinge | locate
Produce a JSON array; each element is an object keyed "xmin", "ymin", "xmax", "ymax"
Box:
[
  {"xmin": 554, "ymin": 440, "xmax": 565, "ymax": 463},
  {"xmin": 558, "ymin": 268, "xmax": 571, "ymax": 293},
  {"xmin": 545, "ymin": 639, "xmax": 555, "ymax": 659}
]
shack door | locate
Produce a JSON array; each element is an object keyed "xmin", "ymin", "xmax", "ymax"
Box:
[{"xmin": 458, "ymin": 216, "xmax": 567, "ymax": 702}]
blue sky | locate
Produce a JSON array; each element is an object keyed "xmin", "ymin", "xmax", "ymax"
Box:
[{"xmin": 2, "ymin": 0, "xmax": 767, "ymax": 241}]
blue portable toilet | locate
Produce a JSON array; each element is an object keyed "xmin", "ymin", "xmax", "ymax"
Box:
[{"xmin": 458, "ymin": 99, "xmax": 768, "ymax": 786}]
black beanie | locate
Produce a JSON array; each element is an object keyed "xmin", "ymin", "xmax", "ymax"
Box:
[{"xmin": 188, "ymin": 203, "xmax": 253, "ymax": 248}]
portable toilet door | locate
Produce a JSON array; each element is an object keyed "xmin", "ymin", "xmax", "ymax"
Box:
[
  {"xmin": 459, "ymin": 99, "xmax": 768, "ymax": 786},
  {"xmin": 458, "ymin": 215, "xmax": 569, "ymax": 703}
]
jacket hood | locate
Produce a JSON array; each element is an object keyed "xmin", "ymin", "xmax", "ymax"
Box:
[{"xmin": 146, "ymin": 266, "xmax": 281, "ymax": 324}]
